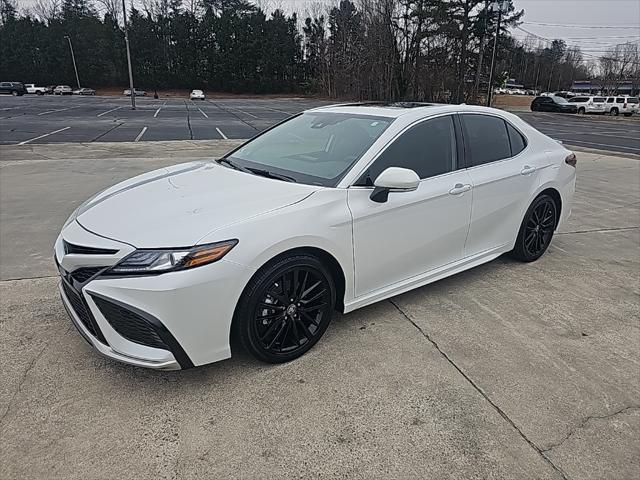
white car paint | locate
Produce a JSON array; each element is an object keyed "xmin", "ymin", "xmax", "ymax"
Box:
[
  {"xmin": 55, "ymin": 104, "xmax": 576, "ymax": 369},
  {"xmin": 568, "ymin": 96, "xmax": 606, "ymax": 114},
  {"xmin": 190, "ymin": 89, "xmax": 205, "ymax": 100}
]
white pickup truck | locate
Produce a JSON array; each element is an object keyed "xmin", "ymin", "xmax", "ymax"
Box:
[{"xmin": 24, "ymin": 84, "xmax": 50, "ymax": 95}]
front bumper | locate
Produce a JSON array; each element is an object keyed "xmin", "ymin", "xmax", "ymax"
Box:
[{"xmin": 55, "ymin": 221, "xmax": 253, "ymax": 369}]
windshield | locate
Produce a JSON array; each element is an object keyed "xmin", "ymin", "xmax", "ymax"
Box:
[{"xmin": 224, "ymin": 112, "xmax": 393, "ymax": 186}]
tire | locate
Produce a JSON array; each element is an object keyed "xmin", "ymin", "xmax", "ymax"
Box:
[
  {"xmin": 234, "ymin": 254, "xmax": 336, "ymax": 363},
  {"xmin": 37, "ymin": 90, "xmax": 44, "ymax": 95},
  {"xmin": 610, "ymin": 108, "xmax": 619, "ymax": 116},
  {"xmin": 509, "ymin": 194, "xmax": 558, "ymax": 262},
  {"xmin": 577, "ymin": 107, "xmax": 585, "ymax": 115},
  {"xmin": 11, "ymin": 90, "xmax": 18, "ymax": 96}
]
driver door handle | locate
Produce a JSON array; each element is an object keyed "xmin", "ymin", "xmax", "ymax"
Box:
[
  {"xmin": 449, "ymin": 183, "xmax": 472, "ymax": 195},
  {"xmin": 521, "ymin": 165, "xmax": 537, "ymax": 175}
]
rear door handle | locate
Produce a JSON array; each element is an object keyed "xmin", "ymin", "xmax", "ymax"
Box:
[
  {"xmin": 449, "ymin": 183, "xmax": 471, "ymax": 195},
  {"xmin": 521, "ymin": 165, "xmax": 537, "ymax": 175}
]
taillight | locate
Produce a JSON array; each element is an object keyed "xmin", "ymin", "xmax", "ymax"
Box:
[{"xmin": 565, "ymin": 153, "xmax": 577, "ymax": 167}]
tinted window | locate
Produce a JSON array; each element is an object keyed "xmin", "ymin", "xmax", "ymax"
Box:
[
  {"xmin": 628, "ymin": 97, "xmax": 639, "ymax": 104},
  {"xmin": 594, "ymin": 97, "xmax": 605, "ymax": 102},
  {"xmin": 507, "ymin": 123, "xmax": 526, "ymax": 156},
  {"xmin": 359, "ymin": 116, "xmax": 457, "ymax": 184},
  {"xmin": 569, "ymin": 97, "xmax": 586, "ymax": 102},
  {"xmin": 607, "ymin": 97, "xmax": 615, "ymax": 103},
  {"xmin": 462, "ymin": 114, "xmax": 511, "ymax": 166},
  {"xmin": 616, "ymin": 98, "xmax": 624, "ymax": 103}
]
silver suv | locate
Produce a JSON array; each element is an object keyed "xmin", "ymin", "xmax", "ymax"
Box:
[
  {"xmin": 567, "ymin": 96, "xmax": 606, "ymax": 114},
  {"xmin": 604, "ymin": 96, "xmax": 638, "ymax": 116}
]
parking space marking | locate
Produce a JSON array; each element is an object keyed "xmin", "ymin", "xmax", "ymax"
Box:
[
  {"xmin": 17, "ymin": 126, "xmax": 71, "ymax": 145},
  {"xmin": 216, "ymin": 127, "xmax": 228, "ymax": 139},
  {"xmin": 563, "ymin": 138, "xmax": 640, "ymax": 152},
  {"xmin": 229, "ymin": 106, "xmax": 259, "ymax": 118},
  {"xmin": 37, "ymin": 106, "xmax": 77, "ymax": 116},
  {"xmin": 197, "ymin": 107, "xmax": 209, "ymax": 118},
  {"xmin": 153, "ymin": 103, "xmax": 165, "ymax": 118},
  {"xmin": 97, "ymin": 106, "xmax": 123, "ymax": 117},
  {"xmin": 134, "ymin": 127, "xmax": 148, "ymax": 142}
]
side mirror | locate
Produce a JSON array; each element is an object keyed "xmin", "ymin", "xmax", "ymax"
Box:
[{"xmin": 370, "ymin": 167, "xmax": 420, "ymax": 203}]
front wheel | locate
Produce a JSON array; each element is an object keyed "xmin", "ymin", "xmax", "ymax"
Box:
[
  {"xmin": 11, "ymin": 90, "xmax": 18, "ymax": 96},
  {"xmin": 234, "ymin": 254, "xmax": 335, "ymax": 363},
  {"xmin": 510, "ymin": 195, "xmax": 557, "ymax": 262},
  {"xmin": 610, "ymin": 108, "xmax": 619, "ymax": 116},
  {"xmin": 577, "ymin": 107, "xmax": 585, "ymax": 115}
]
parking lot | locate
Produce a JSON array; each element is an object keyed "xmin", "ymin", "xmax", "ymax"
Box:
[
  {"xmin": 1, "ymin": 95, "xmax": 639, "ymax": 155},
  {"xmin": 1, "ymin": 135, "xmax": 638, "ymax": 479}
]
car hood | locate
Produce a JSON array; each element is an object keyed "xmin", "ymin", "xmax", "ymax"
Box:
[{"xmin": 75, "ymin": 161, "xmax": 320, "ymax": 248}]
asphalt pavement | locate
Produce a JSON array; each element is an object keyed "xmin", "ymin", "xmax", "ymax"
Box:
[
  {"xmin": 1, "ymin": 95, "xmax": 638, "ymax": 155},
  {"xmin": 1, "ymin": 140, "xmax": 639, "ymax": 479}
]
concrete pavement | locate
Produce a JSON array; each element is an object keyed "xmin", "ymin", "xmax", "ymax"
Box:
[{"xmin": 0, "ymin": 141, "xmax": 638, "ymax": 479}]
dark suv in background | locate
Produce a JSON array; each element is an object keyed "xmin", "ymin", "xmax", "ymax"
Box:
[
  {"xmin": 531, "ymin": 95, "xmax": 577, "ymax": 113},
  {"xmin": 0, "ymin": 82, "xmax": 27, "ymax": 96}
]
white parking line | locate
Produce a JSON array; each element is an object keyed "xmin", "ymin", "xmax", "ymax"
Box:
[
  {"xmin": 562, "ymin": 138, "xmax": 640, "ymax": 152},
  {"xmin": 216, "ymin": 127, "xmax": 228, "ymax": 139},
  {"xmin": 134, "ymin": 126, "xmax": 147, "ymax": 142},
  {"xmin": 229, "ymin": 106, "xmax": 258, "ymax": 118},
  {"xmin": 17, "ymin": 126, "xmax": 70, "ymax": 145},
  {"xmin": 195, "ymin": 106, "xmax": 209, "ymax": 118},
  {"xmin": 153, "ymin": 106, "xmax": 162, "ymax": 118},
  {"xmin": 37, "ymin": 106, "xmax": 77, "ymax": 116},
  {"xmin": 97, "ymin": 106, "xmax": 123, "ymax": 117}
]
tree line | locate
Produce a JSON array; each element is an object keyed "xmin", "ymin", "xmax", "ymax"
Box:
[{"xmin": 2, "ymin": 0, "xmax": 630, "ymax": 102}]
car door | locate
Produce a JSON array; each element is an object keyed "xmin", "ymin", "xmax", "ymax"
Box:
[
  {"xmin": 461, "ymin": 114, "xmax": 545, "ymax": 257},
  {"xmin": 347, "ymin": 115, "xmax": 473, "ymax": 297},
  {"xmin": 539, "ymin": 97, "xmax": 554, "ymax": 111}
]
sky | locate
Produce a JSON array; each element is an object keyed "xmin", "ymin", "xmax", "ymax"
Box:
[{"xmin": 510, "ymin": 0, "xmax": 640, "ymax": 60}]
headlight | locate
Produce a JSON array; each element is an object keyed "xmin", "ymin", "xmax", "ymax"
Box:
[{"xmin": 107, "ymin": 240, "xmax": 238, "ymax": 275}]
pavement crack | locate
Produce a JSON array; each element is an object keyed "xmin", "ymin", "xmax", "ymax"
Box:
[
  {"xmin": 184, "ymin": 100, "xmax": 194, "ymax": 140},
  {"xmin": 0, "ymin": 274, "xmax": 58, "ymax": 282},
  {"xmin": 91, "ymin": 122, "xmax": 123, "ymax": 142},
  {"xmin": 557, "ymin": 226, "xmax": 639, "ymax": 235},
  {"xmin": 541, "ymin": 405, "xmax": 640, "ymax": 454},
  {"xmin": 389, "ymin": 299, "xmax": 570, "ymax": 480},
  {"xmin": 0, "ymin": 346, "xmax": 47, "ymax": 427}
]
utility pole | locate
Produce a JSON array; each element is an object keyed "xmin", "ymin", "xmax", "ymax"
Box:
[
  {"xmin": 486, "ymin": 1, "xmax": 507, "ymax": 107},
  {"xmin": 64, "ymin": 36, "xmax": 81, "ymax": 90},
  {"xmin": 121, "ymin": 0, "xmax": 136, "ymax": 109}
]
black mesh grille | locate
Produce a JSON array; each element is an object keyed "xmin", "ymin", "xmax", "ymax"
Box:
[
  {"xmin": 70, "ymin": 267, "xmax": 104, "ymax": 283},
  {"xmin": 93, "ymin": 297, "xmax": 168, "ymax": 350},
  {"xmin": 64, "ymin": 241, "xmax": 118, "ymax": 255},
  {"xmin": 62, "ymin": 281, "xmax": 97, "ymax": 336}
]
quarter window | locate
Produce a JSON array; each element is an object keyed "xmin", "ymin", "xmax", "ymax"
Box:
[
  {"xmin": 461, "ymin": 114, "xmax": 511, "ymax": 166},
  {"xmin": 358, "ymin": 115, "xmax": 457, "ymax": 184},
  {"xmin": 507, "ymin": 123, "xmax": 527, "ymax": 156}
]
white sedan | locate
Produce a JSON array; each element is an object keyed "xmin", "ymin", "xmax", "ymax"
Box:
[
  {"xmin": 190, "ymin": 89, "xmax": 205, "ymax": 100},
  {"xmin": 55, "ymin": 103, "xmax": 576, "ymax": 370}
]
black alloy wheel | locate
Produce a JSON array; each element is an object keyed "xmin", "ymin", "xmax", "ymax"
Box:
[
  {"xmin": 510, "ymin": 194, "xmax": 557, "ymax": 262},
  {"xmin": 234, "ymin": 254, "xmax": 335, "ymax": 363}
]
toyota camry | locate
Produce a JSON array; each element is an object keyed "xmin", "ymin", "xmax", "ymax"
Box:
[{"xmin": 55, "ymin": 103, "xmax": 576, "ymax": 370}]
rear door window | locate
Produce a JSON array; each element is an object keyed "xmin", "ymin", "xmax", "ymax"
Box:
[
  {"xmin": 461, "ymin": 114, "xmax": 511, "ymax": 167},
  {"xmin": 616, "ymin": 98, "xmax": 624, "ymax": 103},
  {"xmin": 607, "ymin": 97, "xmax": 615, "ymax": 103}
]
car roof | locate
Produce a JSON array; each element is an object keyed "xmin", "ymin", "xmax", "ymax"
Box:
[{"xmin": 307, "ymin": 102, "xmax": 508, "ymax": 119}]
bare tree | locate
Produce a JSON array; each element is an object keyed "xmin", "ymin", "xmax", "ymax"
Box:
[
  {"xmin": 94, "ymin": 0, "xmax": 121, "ymax": 19},
  {"xmin": 31, "ymin": 0, "xmax": 61, "ymax": 22}
]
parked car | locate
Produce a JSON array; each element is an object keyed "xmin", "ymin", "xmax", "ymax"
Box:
[
  {"xmin": 54, "ymin": 85, "xmax": 73, "ymax": 95},
  {"xmin": 531, "ymin": 95, "xmax": 578, "ymax": 113},
  {"xmin": 189, "ymin": 89, "xmax": 205, "ymax": 100},
  {"xmin": 123, "ymin": 88, "xmax": 146, "ymax": 96},
  {"xmin": 567, "ymin": 96, "xmax": 606, "ymax": 115},
  {"xmin": 0, "ymin": 82, "xmax": 27, "ymax": 96},
  {"xmin": 24, "ymin": 83, "xmax": 50, "ymax": 95},
  {"xmin": 73, "ymin": 88, "xmax": 96, "ymax": 95},
  {"xmin": 55, "ymin": 103, "xmax": 576, "ymax": 369},
  {"xmin": 604, "ymin": 96, "xmax": 638, "ymax": 116}
]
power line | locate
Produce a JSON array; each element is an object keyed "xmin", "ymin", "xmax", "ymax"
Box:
[
  {"xmin": 514, "ymin": 26, "xmax": 640, "ymax": 65},
  {"xmin": 522, "ymin": 21, "xmax": 640, "ymax": 30}
]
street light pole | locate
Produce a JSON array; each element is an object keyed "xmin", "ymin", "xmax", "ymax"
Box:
[
  {"xmin": 64, "ymin": 35, "xmax": 81, "ymax": 90},
  {"xmin": 121, "ymin": 0, "xmax": 136, "ymax": 110},
  {"xmin": 486, "ymin": 1, "xmax": 506, "ymax": 107}
]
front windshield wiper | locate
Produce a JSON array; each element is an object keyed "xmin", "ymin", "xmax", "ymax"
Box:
[
  {"xmin": 246, "ymin": 167, "xmax": 297, "ymax": 183},
  {"xmin": 216, "ymin": 158, "xmax": 251, "ymax": 173}
]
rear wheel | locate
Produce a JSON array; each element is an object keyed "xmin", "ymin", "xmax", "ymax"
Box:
[
  {"xmin": 234, "ymin": 254, "xmax": 335, "ymax": 363},
  {"xmin": 510, "ymin": 195, "xmax": 557, "ymax": 262},
  {"xmin": 11, "ymin": 90, "xmax": 18, "ymax": 96},
  {"xmin": 610, "ymin": 108, "xmax": 619, "ymax": 116},
  {"xmin": 577, "ymin": 107, "xmax": 585, "ymax": 115}
]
